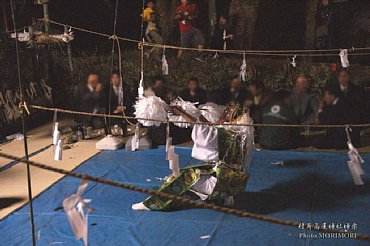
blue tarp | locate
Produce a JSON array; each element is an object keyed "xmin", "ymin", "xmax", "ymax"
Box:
[{"xmin": 0, "ymin": 147, "xmax": 369, "ymax": 246}]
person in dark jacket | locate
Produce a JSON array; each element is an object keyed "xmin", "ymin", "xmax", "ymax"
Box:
[
  {"xmin": 74, "ymin": 73, "xmax": 105, "ymax": 128},
  {"xmin": 291, "ymin": 75, "xmax": 319, "ymax": 124},
  {"xmin": 331, "ymin": 69, "xmax": 364, "ymax": 145},
  {"xmin": 314, "ymin": 85, "xmax": 352, "ymax": 149},
  {"xmin": 259, "ymin": 89, "xmax": 298, "ymax": 150},
  {"xmin": 315, "ymin": 0, "xmax": 337, "ymax": 49},
  {"xmin": 179, "ymin": 77, "xmax": 207, "ymax": 105},
  {"xmin": 211, "ymin": 14, "xmax": 235, "ymax": 51},
  {"xmin": 220, "ymin": 76, "xmax": 253, "ymax": 107},
  {"xmin": 107, "ymin": 71, "xmax": 134, "ymax": 133}
]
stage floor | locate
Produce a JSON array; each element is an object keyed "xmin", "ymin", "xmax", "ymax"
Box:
[{"xmin": 0, "ymin": 146, "xmax": 369, "ymax": 246}]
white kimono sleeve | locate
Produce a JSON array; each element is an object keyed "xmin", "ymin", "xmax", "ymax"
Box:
[{"xmin": 191, "ymin": 124, "xmax": 219, "ymax": 162}]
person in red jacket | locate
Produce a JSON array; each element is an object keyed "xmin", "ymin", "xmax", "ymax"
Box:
[{"xmin": 174, "ymin": 0, "xmax": 205, "ymax": 61}]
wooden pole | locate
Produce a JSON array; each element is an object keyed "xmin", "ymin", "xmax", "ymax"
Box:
[
  {"xmin": 1, "ymin": 2, "xmax": 9, "ymax": 32},
  {"xmin": 64, "ymin": 25, "xmax": 73, "ymax": 74}
]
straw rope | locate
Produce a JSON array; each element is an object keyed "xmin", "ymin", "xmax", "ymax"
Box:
[
  {"xmin": 0, "ymin": 151, "xmax": 369, "ymax": 241},
  {"xmin": 29, "ymin": 104, "xmax": 370, "ymax": 128}
]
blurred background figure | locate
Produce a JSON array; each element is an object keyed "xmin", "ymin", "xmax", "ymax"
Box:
[
  {"xmin": 221, "ymin": 76, "xmax": 252, "ymax": 106},
  {"xmin": 315, "ymin": 0, "xmax": 337, "ymax": 49},
  {"xmin": 259, "ymin": 89, "xmax": 298, "ymax": 150},
  {"xmin": 74, "ymin": 73, "xmax": 105, "ymax": 129},
  {"xmin": 291, "ymin": 75, "xmax": 318, "ymax": 124},
  {"xmin": 179, "ymin": 77, "xmax": 207, "ymax": 105},
  {"xmin": 211, "ymin": 14, "xmax": 235, "ymax": 51}
]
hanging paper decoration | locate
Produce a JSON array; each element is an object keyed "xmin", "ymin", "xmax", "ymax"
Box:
[
  {"xmin": 339, "ymin": 49, "xmax": 350, "ymax": 68},
  {"xmin": 223, "ymin": 29, "xmax": 227, "ymax": 50},
  {"xmin": 346, "ymin": 128, "xmax": 365, "ymax": 185},
  {"xmin": 63, "ymin": 181, "xmax": 94, "ymax": 246},
  {"xmin": 240, "ymin": 53, "xmax": 247, "ymax": 82},
  {"xmin": 138, "ymin": 71, "xmax": 144, "ymax": 99},
  {"xmin": 290, "ymin": 55, "xmax": 297, "ymax": 68},
  {"xmin": 54, "ymin": 139, "xmax": 63, "ymax": 161},
  {"xmin": 213, "ymin": 52, "xmax": 219, "ymax": 60},
  {"xmin": 61, "ymin": 27, "xmax": 74, "ymax": 43},
  {"xmin": 10, "ymin": 29, "xmax": 30, "ymax": 42},
  {"xmin": 162, "ymin": 47, "xmax": 169, "ymax": 75},
  {"xmin": 131, "ymin": 124, "xmax": 140, "ymax": 151},
  {"xmin": 52, "ymin": 122, "xmax": 60, "ymax": 145},
  {"xmin": 52, "ymin": 111, "xmax": 58, "ymax": 136},
  {"xmin": 134, "ymin": 96, "xmax": 167, "ymax": 127}
]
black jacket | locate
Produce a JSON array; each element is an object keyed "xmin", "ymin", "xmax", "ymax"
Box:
[
  {"xmin": 179, "ymin": 88, "xmax": 207, "ymax": 105},
  {"xmin": 107, "ymin": 84, "xmax": 134, "ymax": 115}
]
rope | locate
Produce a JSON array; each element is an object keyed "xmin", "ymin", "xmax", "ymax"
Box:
[
  {"xmin": 44, "ymin": 19, "xmax": 370, "ymax": 57},
  {"xmin": 9, "ymin": 0, "xmax": 36, "ymax": 245},
  {"xmin": 29, "ymin": 104, "xmax": 370, "ymax": 129},
  {"xmin": 6, "ymin": 19, "xmax": 46, "ymax": 33},
  {"xmin": 0, "ymin": 152, "xmax": 368, "ymax": 241}
]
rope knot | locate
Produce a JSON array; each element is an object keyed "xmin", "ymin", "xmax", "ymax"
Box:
[
  {"xmin": 19, "ymin": 102, "xmax": 30, "ymax": 115},
  {"xmin": 109, "ymin": 35, "xmax": 118, "ymax": 40}
]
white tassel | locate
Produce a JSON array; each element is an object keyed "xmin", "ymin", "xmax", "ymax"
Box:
[
  {"xmin": 52, "ymin": 111, "xmax": 58, "ymax": 136},
  {"xmin": 162, "ymin": 47, "xmax": 169, "ymax": 75},
  {"xmin": 213, "ymin": 52, "xmax": 219, "ymax": 59},
  {"xmin": 240, "ymin": 53, "xmax": 247, "ymax": 82},
  {"xmin": 346, "ymin": 128, "xmax": 365, "ymax": 185},
  {"xmin": 223, "ymin": 29, "xmax": 227, "ymax": 50},
  {"xmin": 54, "ymin": 139, "xmax": 63, "ymax": 161},
  {"xmin": 290, "ymin": 55, "xmax": 297, "ymax": 68},
  {"xmin": 63, "ymin": 181, "xmax": 93, "ymax": 246},
  {"xmin": 339, "ymin": 49, "xmax": 350, "ymax": 68},
  {"xmin": 138, "ymin": 71, "xmax": 144, "ymax": 99},
  {"xmin": 131, "ymin": 124, "xmax": 140, "ymax": 151},
  {"xmin": 52, "ymin": 122, "xmax": 60, "ymax": 146}
]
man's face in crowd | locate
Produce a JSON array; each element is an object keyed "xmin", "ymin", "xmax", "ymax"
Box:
[
  {"xmin": 181, "ymin": 0, "xmax": 189, "ymax": 6},
  {"xmin": 188, "ymin": 80, "xmax": 199, "ymax": 92},
  {"xmin": 322, "ymin": 0, "xmax": 329, "ymax": 6},
  {"xmin": 230, "ymin": 78, "xmax": 241, "ymax": 92},
  {"xmin": 324, "ymin": 91, "xmax": 335, "ymax": 105},
  {"xmin": 111, "ymin": 74, "xmax": 121, "ymax": 87},
  {"xmin": 219, "ymin": 16, "xmax": 227, "ymax": 25},
  {"xmin": 295, "ymin": 76, "xmax": 309, "ymax": 94},
  {"xmin": 87, "ymin": 74, "xmax": 99, "ymax": 89},
  {"xmin": 338, "ymin": 71, "xmax": 350, "ymax": 87},
  {"xmin": 153, "ymin": 79, "xmax": 164, "ymax": 89}
]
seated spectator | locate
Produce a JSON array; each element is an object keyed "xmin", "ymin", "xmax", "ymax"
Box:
[
  {"xmin": 259, "ymin": 89, "xmax": 298, "ymax": 150},
  {"xmin": 150, "ymin": 76, "xmax": 176, "ymax": 104},
  {"xmin": 334, "ymin": 69, "xmax": 364, "ymax": 144},
  {"xmin": 74, "ymin": 73, "xmax": 105, "ymax": 129},
  {"xmin": 220, "ymin": 76, "xmax": 253, "ymax": 107},
  {"xmin": 179, "ymin": 77, "xmax": 207, "ymax": 105},
  {"xmin": 313, "ymin": 86, "xmax": 351, "ymax": 149},
  {"xmin": 291, "ymin": 75, "xmax": 318, "ymax": 124},
  {"xmin": 248, "ymin": 79, "xmax": 274, "ymax": 123},
  {"xmin": 211, "ymin": 14, "xmax": 235, "ymax": 51},
  {"xmin": 107, "ymin": 71, "xmax": 134, "ymax": 134},
  {"xmin": 174, "ymin": 0, "xmax": 205, "ymax": 61}
]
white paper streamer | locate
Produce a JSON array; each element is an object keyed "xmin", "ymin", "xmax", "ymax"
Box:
[
  {"xmin": 131, "ymin": 124, "xmax": 140, "ymax": 151},
  {"xmin": 346, "ymin": 128, "xmax": 365, "ymax": 185},
  {"xmin": 223, "ymin": 29, "xmax": 227, "ymax": 50},
  {"xmin": 63, "ymin": 181, "xmax": 93, "ymax": 246},
  {"xmin": 162, "ymin": 47, "xmax": 169, "ymax": 75},
  {"xmin": 54, "ymin": 139, "xmax": 63, "ymax": 161},
  {"xmin": 53, "ymin": 122, "xmax": 60, "ymax": 146},
  {"xmin": 339, "ymin": 49, "xmax": 350, "ymax": 68},
  {"xmin": 138, "ymin": 70, "xmax": 144, "ymax": 99},
  {"xmin": 290, "ymin": 55, "xmax": 297, "ymax": 68},
  {"xmin": 240, "ymin": 53, "xmax": 247, "ymax": 82}
]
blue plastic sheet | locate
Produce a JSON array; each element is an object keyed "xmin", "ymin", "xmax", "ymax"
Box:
[{"xmin": 0, "ymin": 147, "xmax": 369, "ymax": 246}]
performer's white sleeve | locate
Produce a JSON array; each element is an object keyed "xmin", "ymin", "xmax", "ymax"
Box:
[{"xmin": 191, "ymin": 124, "xmax": 219, "ymax": 162}]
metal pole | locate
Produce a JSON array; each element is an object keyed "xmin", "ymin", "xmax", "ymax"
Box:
[
  {"xmin": 42, "ymin": 0, "xmax": 50, "ymax": 34},
  {"xmin": 9, "ymin": 1, "xmax": 36, "ymax": 245}
]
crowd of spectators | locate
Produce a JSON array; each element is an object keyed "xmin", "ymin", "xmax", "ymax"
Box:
[{"xmin": 74, "ymin": 68, "xmax": 368, "ymax": 150}]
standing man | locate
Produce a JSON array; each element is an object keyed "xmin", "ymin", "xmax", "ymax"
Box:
[
  {"xmin": 291, "ymin": 75, "xmax": 318, "ymax": 124},
  {"xmin": 74, "ymin": 73, "xmax": 105, "ymax": 129},
  {"xmin": 142, "ymin": 1, "xmax": 163, "ymax": 61},
  {"xmin": 174, "ymin": 0, "xmax": 205, "ymax": 61}
]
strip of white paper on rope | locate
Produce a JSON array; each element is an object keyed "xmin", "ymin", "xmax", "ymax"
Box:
[
  {"xmin": 346, "ymin": 127, "xmax": 365, "ymax": 185},
  {"xmin": 54, "ymin": 139, "xmax": 63, "ymax": 161},
  {"xmin": 240, "ymin": 52, "xmax": 247, "ymax": 82},
  {"xmin": 223, "ymin": 29, "xmax": 227, "ymax": 50},
  {"xmin": 339, "ymin": 49, "xmax": 350, "ymax": 68},
  {"xmin": 162, "ymin": 46, "xmax": 169, "ymax": 75},
  {"xmin": 63, "ymin": 181, "xmax": 93, "ymax": 246},
  {"xmin": 290, "ymin": 55, "xmax": 297, "ymax": 68}
]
